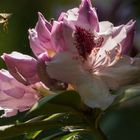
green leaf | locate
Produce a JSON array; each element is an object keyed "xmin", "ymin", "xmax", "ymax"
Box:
[
  {"xmin": 57, "ymin": 132, "xmax": 79, "ymax": 140},
  {"xmin": 101, "ymin": 104, "xmax": 140, "ymax": 140},
  {"xmin": 113, "ymin": 84, "xmax": 140, "ymax": 106},
  {"xmin": 48, "ymin": 90, "xmax": 82, "ymax": 110},
  {"xmin": 43, "ymin": 112, "xmax": 86, "ymax": 124},
  {"xmin": 120, "ymin": 87, "xmax": 140, "ymax": 103},
  {"xmin": 36, "ymin": 126, "xmax": 91, "ymax": 140},
  {"xmin": 25, "ymin": 130, "xmax": 42, "ymax": 139},
  {"xmin": 25, "ymin": 90, "xmax": 84, "ymax": 119},
  {"xmin": 35, "ymin": 122, "xmax": 90, "ymax": 140},
  {"xmin": 34, "ymin": 126, "xmax": 68, "ymax": 140},
  {"xmin": 0, "ymin": 113, "xmax": 87, "ymax": 140},
  {"xmin": 0, "ymin": 111, "xmax": 27, "ymax": 126},
  {"xmin": 25, "ymin": 103, "xmax": 80, "ymax": 120},
  {"xmin": 53, "ymin": 131, "xmax": 96, "ymax": 140}
]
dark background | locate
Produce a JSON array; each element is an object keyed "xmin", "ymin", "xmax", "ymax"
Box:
[{"xmin": 0, "ymin": 0, "xmax": 140, "ymax": 139}]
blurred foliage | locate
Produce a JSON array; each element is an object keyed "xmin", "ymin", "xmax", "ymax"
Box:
[
  {"xmin": 101, "ymin": 99, "xmax": 140, "ymax": 140},
  {"xmin": 0, "ymin": 0, "xmax": 140, "ymax": 139}
]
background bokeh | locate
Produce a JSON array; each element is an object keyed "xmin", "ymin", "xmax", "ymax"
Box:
[{"xmin": 0, "ymin": 0, "xmax": 140, "ymax": 139}]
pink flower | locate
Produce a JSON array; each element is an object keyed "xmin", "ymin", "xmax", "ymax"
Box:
[
  {"xmin": 0, "ymin": 69, "xmax": 39, "ymax": 117},
  {"xmin": 29, "ymin": 0, "xmax": 140, "ymax": 109}
]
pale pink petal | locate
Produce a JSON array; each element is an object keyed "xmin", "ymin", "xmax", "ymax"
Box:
[
  {"xmin": 0, "ymin": 91, "xmax": 38, "ymax": 111},
  {"xmin": 94, "ymin": 36, "xmax": 118, "ymax": 66},
  {"xmin": 46, "ymin": 51, "xmax": 115, "ymax": 110},
  {"xmin": 112, "ymin": 20, "xmax": 136, "ymax": 54},
  {"xmin": 77, "ymin": 0, "xmax": 99, "ymax": 31},
  {"xmin": 99, "ymin": 20, "xmax": 135, "ymax": 55},
  {"xmin": 46, "ymin": 52, "xmax": 84, "ymax": 84},
  {"xmin": 98, "ymin": 56, "xmax": 140, "ymax": 90},
  {"xmin": 3, "ymin": 87, "xmax": 25, "ymax": 98},
  {"xmin": 58, "ymin": 12, "xmax": 67, "ymax": 21},
  {"xmin": 58, "ymin": 8, "xmax": 79, "ymax": 23},
  {"xmin": 28, "ymin": 29, "xmax": 49, "ymax": 57},
  {"xmin": 36, "ymin": 12, "xmax": 52, "ymax": 32},
  {"xmin": 0, "ymin": 69, "xmax": 25, "ymax": 96},
  {"xmin": 2, "ymin": 52, "xmax": 39, "ymax": 85},
  {"xmin": 76, "ymin": 74, "xmax": 115, "ymax": 110},
  {"xmin": 35, "ymin": 12, "xmax": 53, "ymax": 50},
  {"xmin": 121, "ymin": 20, "xmax": 136, "ymax": 54},
  {"xmin": 99, "ymin": 21, "xmax": 113, "ymax": 32},
  {"xmin": 112, "ymin": 25, "xmax": 127, "ymax": 44},
  {"xmin": 1, "ymin": 108, "xmax": 17, "ymax": 117},
  {"xmin": 0, "ymin": 69, "xmax": 39, "ymax": 117},
  {"xmin": 51, "ymin": 21, "xmax": 76, "ymax": 52}
]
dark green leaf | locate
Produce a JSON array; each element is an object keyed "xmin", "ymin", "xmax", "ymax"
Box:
[
  {"xmin": 25, "ymin": 90, "xmax": 84, "ymax": 119},
  {"xmin": 25, "ymin": 130, "xmax": 42, "ymax": 139},
  {"xmin": 25, "ymin": 103, "xmax": 80, "ymax": 120},
  {"xmin": 53, "ymin": 131, "xmax": 96, "ymax": 140},
  {"xmin": 48, "ymin": 90, "xmax": 82, "ymax": 110},
  {"xmin": 112, "ymin": 84, "xmax": 140, "ymax": 106},
  {"xmin": 35, "ymin": 126, "xmax": 68, "ymax": 140},
  {"xmin": 0, "ymin": 113, "xmax": 87, "ymax": 139}
]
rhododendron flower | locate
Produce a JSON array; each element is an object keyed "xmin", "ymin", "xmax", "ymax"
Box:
[
  {"xmin": 0, "ymin": 69, "xmax": 39, "ymax": 117},
  {"xmin": 28, "ymin": 0, "xmax": 140, "ymax": 109}
]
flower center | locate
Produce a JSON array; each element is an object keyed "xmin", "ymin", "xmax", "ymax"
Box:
[
  {"xmin": 74, "ymin": 26, "xmax": 103, "ymax": 60},
  {"xmin": 74, "ymin": 26, "xmax": 95, "ymax": 60}
]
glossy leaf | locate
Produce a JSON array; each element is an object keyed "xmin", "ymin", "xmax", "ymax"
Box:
[
  {"xmin": 53, "ymin": 131, "xmax": 96, "ymax": 140},
  {"xmin": 25, "ymin": 130, "xmax": 42, "ymax": 139},
  {"xmin": 25, "ymin": 90, "xmax": 84, "ymax": 119},
  {"xmin": 112, "ymin": 84, "xmax": 140, "ymax": 106},
  {"xmin": 25, "ymin": 103, "xmax": 80, "ymax": 120},
  {"xmin": 35, "ymin": 126, "xmax": 70, "ymax": 140},
  {"xmin": 0, "ymin": 112, "xmax": 87, "ymax": 139}
]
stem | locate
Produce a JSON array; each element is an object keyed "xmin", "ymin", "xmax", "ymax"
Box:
[
  {"xmin": 93, "ymin": 127, "xmax": 108, "ymax": 140},
  {"xmin": 84, "ymin": 108, "xmax": 108, "ymax": 140},
  {"xmin": 94, "ymin": 111, "xmax": 108, "ymax": 140}
]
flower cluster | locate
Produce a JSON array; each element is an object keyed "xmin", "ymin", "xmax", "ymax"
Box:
[{"xmin": 0, "ymin": 0, "xmax": 140, "ymax": 117}]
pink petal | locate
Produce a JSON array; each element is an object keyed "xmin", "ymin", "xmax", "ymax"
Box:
[
  {"xmin": 76, "ymin": 74, "xmax": 115, "ymax": 110},
  {"xmin": 99, "ymin": 21, "xmax": 113, "ymax": 32},
  {"xmin": 78, "ymin": 0, "xmax": 99, "ymax": 31},
  {"xmin": 95, "ymin": 36, "xmax": 117, "ymax": 66},
  {"xmin": 121, "ymin": 20, "xmax": 136, "ymax": 54},
  {"xmin": 112, "ymin": 20, "xmax": 136, "ymax": 54},
  {"xmin": 58, "ymin": 8, "xmax": 79, "ymax": 23},
  {"xmin": 112, "ymin": 25, "xmax": 127, "ymax": 44},
  {"xmin": 98, "ymin": 56, "xmax": 140, "ymax": 90},
  {"xmin": 0, "ymin": 91, "xmax": 38, "ymax": 111},
  {"xmin": 35, "ymin": 12, "xmax": 53, "ymax": 50},
  {"xmin": 36, "ymin": 12, "xmax": 52, "ymax": 32},
  {"xmin": 3, "ymin": 87, "xmax": 25, "ymax": 99},
  {"xmin": 2, "ymin": 52, "xmax": 39, "ymax": 85},
  {"xmin": 46, "ymin": 52, "xmax": 115, "ymax": 109},
  {"xmin": 28, "ymin": 29, "xmax": 48, "ymax": 57},
  {"xmin": 46, "ymin": 52, "xmax": 84, "ymax": 84},
  {"xmin": 51, "ymin": 21, "xmax": 75, "ymax": 52},
  {"xmin": 0, "ymin": 69, "xmax": 39, "ymax": 117},
  {"xmin": 1, "ymin": 108, "xmax": 17, "ymax": 117}
]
